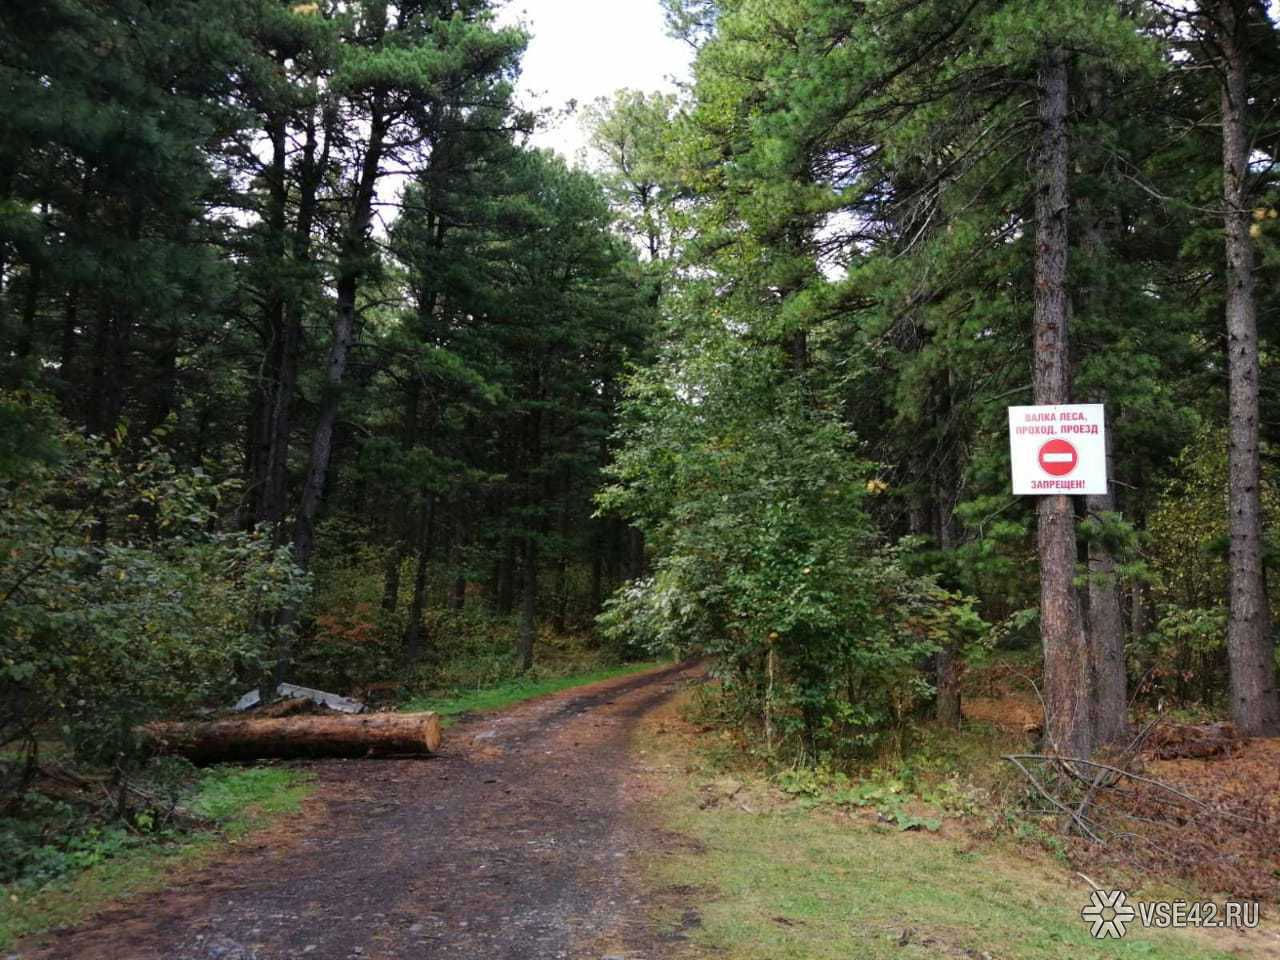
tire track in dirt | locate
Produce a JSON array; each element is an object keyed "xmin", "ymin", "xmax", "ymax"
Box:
[{"xmin": 17, "ymin": 661, "xmax": 705, "ymax": 960}]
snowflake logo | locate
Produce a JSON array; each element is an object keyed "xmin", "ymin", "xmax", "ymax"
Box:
[{"xmin": 1081, "ymin": 889, "xmax": 1136, "ymax": 939}]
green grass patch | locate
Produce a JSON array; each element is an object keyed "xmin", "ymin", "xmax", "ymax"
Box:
[
  {"xmin": 188, "ymin": 766, "xmax": 311, "ymax": 834},
  {"xmin": 403, "ymin": 660, "xmax": 668, "ymax": 725},
  {"xmin": 644, "ymin": 693, "xmax": 1242, "ymax": 960},
  {"xmin": 653, "ymin": 803, "xmax": 1233, "ymax": 960},
  {"xmin": 0, "ymin": 765, "xmax": 310, "ymax": 949}
]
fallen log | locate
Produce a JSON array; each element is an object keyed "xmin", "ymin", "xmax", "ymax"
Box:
[{"xmin": 139, "ymin": 712, "xmax": 441, "ymax": 763}]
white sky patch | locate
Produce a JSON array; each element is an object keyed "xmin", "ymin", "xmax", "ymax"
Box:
[{"xmin": 496, "ymin": 0, "xmax": 692, "ymax": 163}]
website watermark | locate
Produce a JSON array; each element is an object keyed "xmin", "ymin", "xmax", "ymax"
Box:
[{"xmin": 1079, "ymin": 882, "xmax": 1261, "ymax": 940}]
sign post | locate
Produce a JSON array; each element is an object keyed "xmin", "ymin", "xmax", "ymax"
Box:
[{"xmin": 1008, "ymin": 404, "xmax": 1107, "ymax": 496}]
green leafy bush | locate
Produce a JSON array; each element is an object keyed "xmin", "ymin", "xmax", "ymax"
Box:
[
  {"xmin": 0, "ymin": 793, "xmax": 143, "ymax": 890},
  {"xmin": 599, "ymin": 337, "xmax": 984, "ymax": 761},
  {"xmin": 1142, "ymin": 428, "xmax": 1280, "ymax": 706},
  {"xmin": 0, "ymin": 399, "xmax": 309, "ymax": 785}
]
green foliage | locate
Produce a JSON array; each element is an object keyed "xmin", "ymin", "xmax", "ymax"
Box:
[
  {"xmin": 0, "ymin": 764, "xmax": 306, "ymax": 895},
  {"xmin": 1147, "ymin": 429, "xmax": 1280, "ymax": 612},
  {"xmin": 584, "ymin": 88, "xmax": 684, "ymax": 263},
  {"xmin": 1138, "ymin": 428, "xmax": 1280, "ymax": 705},
  {"xmin": 0, "ymin": 401, "xmax": 308, "ymax": 778},
  {"xmin": 0, "ymin": 391, "xmax": 62, "ymax": 481},
  {"xmin": 0, "ymin": 793, "xmax": 143, "ymax": 890},
  {"xmin": 600, "ymin": 324, "xmax": 986, "ymax": 760}
]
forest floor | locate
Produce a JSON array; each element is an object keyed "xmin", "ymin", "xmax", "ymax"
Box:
[
  {"xmin": 11, "ymin": 661, "xmax": 1279, "ymax": 960},
  {"xmin": 630, "ymin": 691, "xmax": 1280, "ymax": 960}
]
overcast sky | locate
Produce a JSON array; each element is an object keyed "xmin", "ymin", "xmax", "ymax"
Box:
[{"xmin": 495, "ymin": 0, "xmax": 693, "ymax": 162}]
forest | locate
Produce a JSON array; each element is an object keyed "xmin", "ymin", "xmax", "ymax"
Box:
[{"xmin": 2, "ymin": 0, "xmax": 1280, "ymax": 954}]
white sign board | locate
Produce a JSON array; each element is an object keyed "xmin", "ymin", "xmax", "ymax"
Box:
[{"xmin": 1008, "ymin": 404, "xmax": 1107, "ymax": 496}]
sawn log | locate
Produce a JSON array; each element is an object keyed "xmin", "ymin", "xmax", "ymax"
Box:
[{"xmin": 139, "ymin": 711, "xmax": 442, "ymax": 763}]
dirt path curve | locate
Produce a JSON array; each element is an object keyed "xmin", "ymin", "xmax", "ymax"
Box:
[{"xmin": 20, "ymin": 662, "xmax": 704, "ymax": 960}]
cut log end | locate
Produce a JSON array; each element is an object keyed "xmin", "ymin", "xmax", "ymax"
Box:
[{"xmin": 139, "ymin": 711, "xmax": 442, "ymax": 764}]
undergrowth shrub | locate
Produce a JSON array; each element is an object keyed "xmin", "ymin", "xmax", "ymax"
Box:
[
  {"xmin": 0, "ymin": 398, "xmax": 308, "ymax": 793},
  {"xmin": 599, "ymin": 340, "xmax": 988, "ymax": 764}
]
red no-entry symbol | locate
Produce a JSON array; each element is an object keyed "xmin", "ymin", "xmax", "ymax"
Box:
[{"xmin": 1038, "ymin": 438, "xmax": 1078, "ymax": 477}]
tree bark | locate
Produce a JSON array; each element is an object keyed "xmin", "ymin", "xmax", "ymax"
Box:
[
  {"xmin": 382, "ymin": 373, "xmax": 423, "ymax": 614},
  {"xmin": 404, "ymin": 496, "xmax": 436, "ymax": 663},
  {"xmin": 292, "ymin": 107, "xmax": 387, "ymax": 572},
  {"xmin": 553, "ymin": 474, "xmax": 571, "ymax": 634},
  {"xmin": 15, "ymin": 259, "xmax": 39, "ymax": 360},
  {"xmin": 1034, "ymin": 47, "xmax": 1092, "ymax": 759},
  {"xmin": 263, "ymin": 101, "xmax": 327, "ymax": 537},
  {"xmin": 1219, "ymin": 0, "xmax": 1280, "ymax": 735},
  {"xmin": 518, "ymin": 536, "xmax": 537, "ymax": 673},
  {"xmin": 248, "ymin": 109, "xmax": 292, "ymax": 530},
  {"xmin": 1087, "ymin": 429, "xmax": 1127, "ymax": 745},
  {"xmin": 497, "ymin": 535, "xmax": 516, "ymax": 615},
  {"xmin": 589, "ymin": 523, "xmax": 604, "ymax": 619},
  {"xmin": 1075, "ymin": 88, "xmax": 1128, "ymax": 746},
  {"xmin": 278, "ymin": 89, "xmax": 386, "ymax": 680},
  {"xmin": 381, "ymin": 540, "xmax": 406, "ymax": 613},
  {"xmin": 140, "ymin": 712, "xmax": 441, "ymax": 764},
  {"xmin": 934, "ymin": 503, "xmax": 962, "ymax": 727}
]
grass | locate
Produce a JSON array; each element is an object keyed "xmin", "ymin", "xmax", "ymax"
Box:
[
  {"xmin": 0, "ymin": 765, "xmax": 311, "ymax": 950},
  {"xmin": 653, "ymin": 805, "xmax": 1236, "ymax": 959},
  {"xmin": 187, "ymin": 766, "xmax": 311, "ymax": 832},
  {"xmin": 402, "ymin": 659, "xmax": 669, "ymax": 725},
  {"xmin": 640, "ymin": 695, "xmax": 1250, "ymax": 960}
]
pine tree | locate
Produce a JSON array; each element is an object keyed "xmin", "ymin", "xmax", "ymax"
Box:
[{"xmin": 1212, "ymin": 0, "xmax": 1280, "ymax": 735}]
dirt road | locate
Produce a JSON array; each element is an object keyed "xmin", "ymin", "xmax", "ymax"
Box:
[{"xmin": 20, "ymin": 662, "xmax": 703, "ymax": 960}]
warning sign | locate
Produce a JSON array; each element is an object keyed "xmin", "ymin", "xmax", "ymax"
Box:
[{"xmin": 1008, "ymin": 404, "xmax": 1107, "ymax": 495}]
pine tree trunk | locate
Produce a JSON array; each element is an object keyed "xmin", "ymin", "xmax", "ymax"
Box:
[
  {"xmin": 259, "ymin": 108, "xmax": 324, "ymax": 540},
  {"xmin": 1076, "ymin": 118, "xmax": 1128, "ymax": 745},
  {"xmin": 936, "ymin": 649, "xmax": 962, "ymax": 727},
  {"xmin": 1219, "ymin": 0, "xmax": 1280, "ymax": 736},
  {"xmin": 518, "ymin": 536, "xmax": 537, "ymax": 673},
  {"xmin": 404, "ymin": 497, "xmax": 435, "ymax": 663},
  {"xmin": 280, "ymin": 100, "xmax": 386, "ymax": 681},
  {"xmin": 626, "ymin": 527, "xmax": 646, "ymax": 581},
  {"xmin": 249, "ymin": 110, "xmax": 292, "ymax": 532},
  {"xmin": 15, "ymin": 259, "xmax": 39, "ymax": 359},
  {"xmin": 553, "ymin": 480, "xmax": 570, "ymax": 634},
  {"xmin": 59, "ymin": 287, "xmax": 78, "ymax": 374},
  {"xmin": 449, "ymin": 573, "xmax": 466, "ymax": 611},
  {"xmin": 1087, "ymin": 447, "xmax": 1127, "ymax": 746},
  {"xmin": 381, "ymin": 540, "xmax": 405, "ymax": 613},
  {"xmin": 1034, "ymin": 47, "xmax": 1092, "ymax": 759},
  {"xmin": 589, "ymin": 524, "xmax": 604, "ymax": 618},
  {"xmin": 446, "ymin": 510, "xmax": 467, "ymax": 611},
  {"xmin": 934, "ymin": 503, "xmax": 962, "ymax": 727},
  {"xmin": 606, "ymin": 518, "xmax": 623, "ymax": 588},
  {"xmin": 292, "ymin": 109, "xmax": 386, "ymax": 573},
  {"xmin": 497, "ymin": 535, "xmax": 516, "ymax": 615}
]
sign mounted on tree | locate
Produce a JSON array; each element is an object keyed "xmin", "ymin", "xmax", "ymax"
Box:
[{"xmin": 1008, "ymin": 404, "xmax": 1107, "ymax": 495}]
